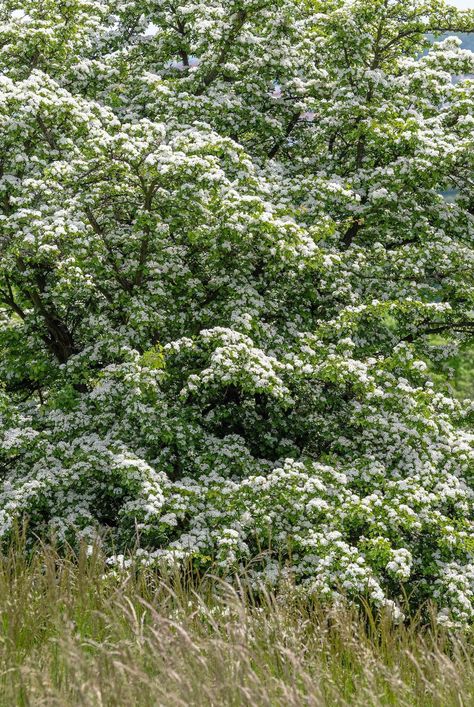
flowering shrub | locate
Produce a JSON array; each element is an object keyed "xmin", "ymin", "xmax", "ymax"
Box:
[{"xmin": 0, "ymin": 0, "xmax": 474, "ymax": 624}]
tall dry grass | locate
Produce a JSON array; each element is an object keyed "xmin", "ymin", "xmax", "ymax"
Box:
[{"xmin": 0, "ymin": 534, "xmax": 472, "ymax": 706}]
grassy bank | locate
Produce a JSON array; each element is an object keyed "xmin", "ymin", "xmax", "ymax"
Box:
[{"xmin": 0, "ymin": 539, "xmax": 472, "ymax": 707}]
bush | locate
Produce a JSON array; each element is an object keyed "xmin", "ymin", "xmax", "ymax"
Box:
[{"xmin": 0, "ymin": 0, "xmax": 474, "ymax": 624}]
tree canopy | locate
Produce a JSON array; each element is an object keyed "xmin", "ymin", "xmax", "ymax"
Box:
[{"xmin": 1, "ymin": 0, "xmax": 474, "ymax": 625}]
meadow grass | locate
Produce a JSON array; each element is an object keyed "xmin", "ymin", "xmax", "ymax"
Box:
[{"xmin": 0, "ymin": 535, "xmax": 472, "ymax": 706}]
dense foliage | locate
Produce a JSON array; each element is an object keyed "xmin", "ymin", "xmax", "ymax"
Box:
[{"xmin": 0, "ymin": 0, "xmax": 474, "ymax": 624}]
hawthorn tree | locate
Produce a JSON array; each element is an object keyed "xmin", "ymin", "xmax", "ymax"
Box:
[{"xmin": 0, "ymin": 0, "xmax": 474, "ymax": 624}]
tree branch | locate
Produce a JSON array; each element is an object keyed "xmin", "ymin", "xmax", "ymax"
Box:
[
  {"xmin": 267, "ymin": 112, "xmax": 301, "ymax": 159},
  {"xmin": 195, "ymin": 8, "xmax": 247, "ymax": 95},
  {"xmin": 84, "ymin": 206, "xmax": 134, "ymax": 292}
]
